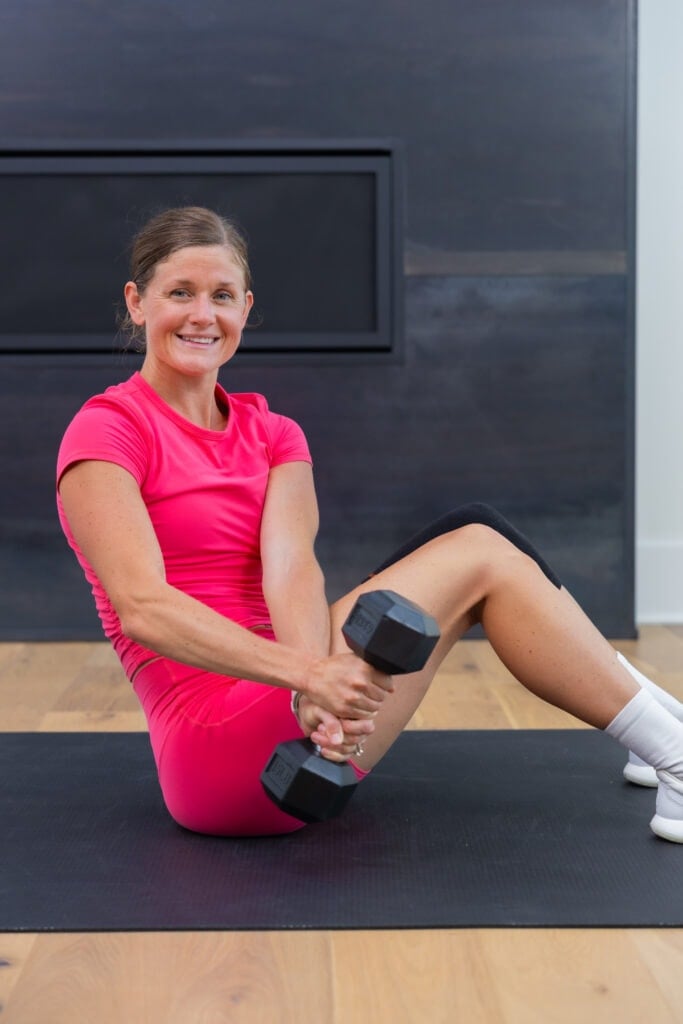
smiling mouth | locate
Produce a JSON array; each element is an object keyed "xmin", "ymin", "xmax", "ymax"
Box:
[{"xmin": 177, "ymin": 334, "xmax": 220, "ymax": 346}]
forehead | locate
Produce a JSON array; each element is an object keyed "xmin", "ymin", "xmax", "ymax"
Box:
[{"xmin": 155, "ymin": 245, "xmax": 245, "ymax": 283}]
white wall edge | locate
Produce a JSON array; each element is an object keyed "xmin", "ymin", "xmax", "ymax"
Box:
[{"xmin": 636, "ymin": 540, "xmax": 683, "ymax": 624}]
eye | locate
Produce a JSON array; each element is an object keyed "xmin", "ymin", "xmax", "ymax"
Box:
[
  {"xmin": 214, "ymin": 290, "xmax": 234, "ymax": 302},
  {"xmin": 170, "ymin": 288, "xmax": 191, "ymax": 299}
]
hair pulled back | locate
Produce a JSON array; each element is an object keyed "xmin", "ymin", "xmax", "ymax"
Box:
[{"xmin": 120, "ymin": 206, "xmax": 252, "ymax": 348}]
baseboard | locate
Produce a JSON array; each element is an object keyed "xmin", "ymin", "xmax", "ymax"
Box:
[{"xmin": 636, "ymin": 539, "xmax": 683, "ymax": 623}]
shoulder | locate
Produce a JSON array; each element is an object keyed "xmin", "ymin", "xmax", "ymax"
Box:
[
  {"xmin": 224, "ymin": 390, "xmax": 285, "ymax": 421},
  {"xmin": 225, "ymin": 391, "xmax": 293, "ymax": 428},
  {"xmin": 224, "ymin": 390, "xmax": 291, "ymax": 436},
  {"xmin": 68, "ymin": 374, "xmax": 148, "ymax": 426},
  {"xmin": 225, "ymin": 391, "xmax": 312, "ymax": 466},
  {"xmin": 57, "ymin": 375, "xmax": 152, "ymax": 484}
]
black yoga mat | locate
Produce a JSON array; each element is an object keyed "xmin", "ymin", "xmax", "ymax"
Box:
[{"xmin": 2, "ymin": 730, "xmax": 681, "ymax": 932}]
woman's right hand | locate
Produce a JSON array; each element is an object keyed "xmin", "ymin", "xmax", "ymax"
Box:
[
  {"xmin": 303, "ymin": 652, "xmax": 394, "ymax": 720},
  {"xmin": 294, "ymin": 695, "xmax": 375, "ymax": 762}
]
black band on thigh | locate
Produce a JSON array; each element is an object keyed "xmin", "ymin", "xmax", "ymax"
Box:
[{"xmin": 367, "ymin": 502, "xmax": 562, "ymax": 589}]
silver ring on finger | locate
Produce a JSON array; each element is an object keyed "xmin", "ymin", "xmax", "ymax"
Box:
[{"xmin": 354, "ymin": 741, "xmax": 365, "ymax": 757}]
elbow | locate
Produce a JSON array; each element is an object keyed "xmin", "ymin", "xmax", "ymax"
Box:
[
  {"xmin": 115, "ymin": 591, "xmax": 163, "ymax": 648},
  {"xmin": 262, "ymin": 556, "xmax": 326, "ymax": 609},
  {"xmin": 263, "ymin": 554, "xmax": 319, "ymax": 589},
  {"xmin": 118, "ymin": 608, "xmax": 148, "ymax": 646},
  {"xmin": 117, "ymin": 606, "xmax": 151, "ymax": 647}
]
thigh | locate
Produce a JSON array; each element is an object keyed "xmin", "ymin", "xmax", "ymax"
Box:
[
  {"xmin": 369, "ymin": 502, "xmax": 561, "ymax": 587},
  {"xmin": 332, "ymin": 522, "xmax": 506, "ymax": 650},
  {"xmin": 332, "ymin": 524, "xmax": 508, "ymax": 768}
]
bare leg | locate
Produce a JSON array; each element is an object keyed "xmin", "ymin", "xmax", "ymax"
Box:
[{"xmin": 330, "ymin": 523, "xmax": 640, "ymax": 771}]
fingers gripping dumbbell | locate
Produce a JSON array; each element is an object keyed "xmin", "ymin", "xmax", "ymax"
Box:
[{"xmin": 260, "ymin": 590, "xmax": 440, "ymax": 823}]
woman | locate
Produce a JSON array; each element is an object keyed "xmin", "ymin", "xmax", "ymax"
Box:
[{"xmin": 57, "ymin": 206, "xmax": 683, "ymax": 840}]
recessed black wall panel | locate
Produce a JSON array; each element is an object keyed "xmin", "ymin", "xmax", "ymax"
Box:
[
  {"xmin": 0, "ymin": 0, "xmax": 636, "ymax": 638},
  {"xmin": 0, "ymin": 149, "xmax": 401, "ymax": 353}
]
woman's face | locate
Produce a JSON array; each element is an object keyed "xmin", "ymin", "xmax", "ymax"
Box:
[{"xmin": 124, "ymin": 245, "xmax": 254, "ymax": 377}]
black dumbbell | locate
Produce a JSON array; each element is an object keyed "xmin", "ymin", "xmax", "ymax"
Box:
[{"xmin": 260, "ymin": 589, "xmax": 440, "ymax": 823}]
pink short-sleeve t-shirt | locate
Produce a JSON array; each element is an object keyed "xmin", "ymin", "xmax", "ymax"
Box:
[{"xmin": 56, "ymin": 372, "xmax": 312, "ymax": 678}]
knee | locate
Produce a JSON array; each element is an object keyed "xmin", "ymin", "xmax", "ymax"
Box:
[
  {"xmin": 456, "ymin": 501, "xmax": 500, "ymax": 522},
  {"xmin": 445, "ymin": 520, "xmax": 531, "ymax": 589},
  {"xmin": 452, "ymin": 519, "xmax": 515, "ymax": 555},
  {"xmin": 448, "ymin": 502, "xmax": 512, "ymax": 533},
  {"xmin": 445, "ymin": 503, "xmax": 562, "ymax": 590}
]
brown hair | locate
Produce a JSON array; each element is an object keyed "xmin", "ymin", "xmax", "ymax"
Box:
[{"xmin": 120, "ymin": 206, "xmax": 252, "ymax": 348}]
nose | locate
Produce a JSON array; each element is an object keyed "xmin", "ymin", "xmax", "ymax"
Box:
[{"xmin": 188, "ymin": 293, "xmax": 215, "ymax": 324}]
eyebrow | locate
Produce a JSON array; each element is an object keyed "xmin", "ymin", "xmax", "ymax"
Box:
[{"xmin": 170, "ymin": 278, "xmax": 239, "ymax": 288}]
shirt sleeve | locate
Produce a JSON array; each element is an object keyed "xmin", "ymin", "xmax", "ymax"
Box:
[
  {"xmin": 267, "ymin": 411, "xmax": 313, "ymax": 467},
  {"xmin": 56, "ymin": 398, "xmax": 149, "ymax": 487}
]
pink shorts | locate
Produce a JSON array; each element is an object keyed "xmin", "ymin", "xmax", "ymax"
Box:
[{"xmin": 133, "ymin": 657, "xmax": 368, "ymax": 837}]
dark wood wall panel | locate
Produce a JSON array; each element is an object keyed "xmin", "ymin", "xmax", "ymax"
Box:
[
  {"xmin": 0, "ymin": 0, "xmax": 636, "ymax": 638},
  {"xmin": 229, "ymin": 273, "xmax": 630, "ymax": 636},
  {"xmin": 2, "ymin": 0, "xmax": 630, "ymax": 256}
]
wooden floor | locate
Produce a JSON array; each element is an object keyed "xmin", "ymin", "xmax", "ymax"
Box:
[{"xmin": 2, "ymin": 627, "xmax": 683, "ymax": 1022}]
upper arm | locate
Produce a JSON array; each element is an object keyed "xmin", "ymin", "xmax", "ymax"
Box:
[
  {"xmin": 259, "ymin": 461, "xmax": 321, "ymax": 587},
  {"xmin": 58, "ymin": 459, "xmax": 167, "ymax": 617}
]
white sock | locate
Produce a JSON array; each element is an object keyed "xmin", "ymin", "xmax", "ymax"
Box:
[
  {"xmin": 605, "ymin": 688, "xmax": 683, "ymax": 778},
  {"xmin": 652, "ymin": 770, "xmax": 683, "ymax": 840},
  {"xmin": 616, "ymin": 652, "xmax": 683, "ymax": 720}
]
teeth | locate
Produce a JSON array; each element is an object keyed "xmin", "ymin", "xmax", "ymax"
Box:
[{"xmin": 179, "ymin": 335, "xmax": 217, "ymax": 345}]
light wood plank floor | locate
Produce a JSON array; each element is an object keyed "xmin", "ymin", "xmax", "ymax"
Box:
[{"xmin": 2, "ymin": 627, "xmax": 683, "ymax": 1023}]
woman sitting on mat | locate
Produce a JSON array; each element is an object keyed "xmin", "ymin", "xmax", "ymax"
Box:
[{"xmin": 57, "ymin": 205, "xmax": 683, "ymax": 841}]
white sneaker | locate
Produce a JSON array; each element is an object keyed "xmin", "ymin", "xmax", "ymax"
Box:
[
  {"xmin": 650, "ymin": 771, "xmax": 683, "ymax": 843},
  {"xmin": 623, "ymin": 751, "xmax": 658, "ymax": 787}
]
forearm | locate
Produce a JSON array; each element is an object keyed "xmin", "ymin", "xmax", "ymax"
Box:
[
  {"xmin": 263, "ymin": 556, "xmax": 373, "ymax": 754},
  {"xmin": 119, "ymin": 581, "xmax": 315, "ymax": 693}
]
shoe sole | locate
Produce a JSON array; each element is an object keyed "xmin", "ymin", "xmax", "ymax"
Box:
[
  {"xmin": 623, "ymin": 762, "xmax": 658, "ymax": 787},
  {"xmin": 650, "ymin": 813, "xmax": 683, "ymax": 843}
]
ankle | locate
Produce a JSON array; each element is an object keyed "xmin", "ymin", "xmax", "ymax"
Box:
[
  {"xmin": 606, "ymin": 688, "xmax": 683, "ymax": 777},
  {"xmin": 657, "ymin": 769, "xmax": 683, "ymax": 794},
  {"xmin": 616, "ymin": 653, "xmax": 683, "ymax": 720}
]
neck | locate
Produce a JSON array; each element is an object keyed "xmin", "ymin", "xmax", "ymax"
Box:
[{"xmin": 139, "ymin": 363, "xmax": 226, "ymax": 430}]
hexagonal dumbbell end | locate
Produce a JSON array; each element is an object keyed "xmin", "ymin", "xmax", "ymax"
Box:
[
  {"xmin": 342, "ymin": 589, "xmax": 440, "ymax": 675},
  {"xmin": 260, "ymin": 738, "xmax": 358, "ymax": 823}
]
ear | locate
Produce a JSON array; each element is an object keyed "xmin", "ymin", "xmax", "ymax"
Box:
[
  {"xmin": 241, "ymin": 290, "xmax": 254, "ymax": 328},
  {"xmin": 124, "ymin": 281, "xmax": 145, "ymax": 325}
]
